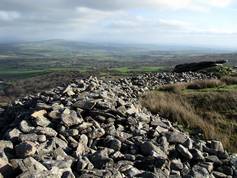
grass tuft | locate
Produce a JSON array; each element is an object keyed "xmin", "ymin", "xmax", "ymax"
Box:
[{"xmin": 186, "ymin": 79, "xmax": 224, "ymax": 89}]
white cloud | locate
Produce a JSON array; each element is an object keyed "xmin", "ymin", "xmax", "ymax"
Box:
[
  {"xmin": 207, "ymin": 0, "xmax": 233, "ymax": 7},
  {"xmin": 0, "ymin": 10, "xmax": 20, "ymax": 21},
  {"xmin": 158, "ymin": 19, "xmax": 191, "ymax": 30}
]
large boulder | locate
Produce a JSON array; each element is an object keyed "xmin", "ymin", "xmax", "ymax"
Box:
[{"xmin": 173, "ymin": 60, "xmax": 227, "ymax": 73}]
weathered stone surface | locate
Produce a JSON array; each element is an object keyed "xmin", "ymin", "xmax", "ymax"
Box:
[
  {"xmin": 16, "ymin": 157, "xmax": 47, "ymax": 173},
  {"xmin": 176, "ymin": 144, "xmax": 193, "ymax": 160},
  {"xmin": 73, "ymin": 100, "xmax": 96, "ymax": 110},
  {"xmin": 48, "ymin": 110, "xmax": 61, "ymax": 120},
  {"xmin": 31, "ymin": 110, "xmax": 51, "ymax": 127},
  {"xmin": 206, "ymin": 155, "xmax": 222, "ymax": 165},
  {"xmin": 63, "ymin": 85, "xmax": 75, "ymax": 96},
  {"xmin": 36, "ymin": 126, "xmax": 58, "ymax": 137},
  {"xmin": 61, "ymin": 108, "xmax": 83, "ymax": 127},
  {"xmin": 0, "ymin": 157, "xmax": 15, "ymax": 178},
  {"xmin": 15, "ymin": 141, "xmax": 37, "ymax": 158},
  {"xmin": 77, "ymin": 156, "xmax": 94, "ymax": 171},
  {"xmin": 140, "ymin": 141, "xmax": 167, "ymax": 159},
  {"xmin": 170, "ymin": 159, "xmax": 183, "ymax": 170},
  {"xmin": 19, "ymin": 120, "xmax": 34, "ymax": 133},
  {"xmin": 5, "ymin": 128, "xmax": 21, "ymax": 141},
  {"xmin": 89, "ymin": 149, "xmax": 114, "ymax": 169},
  {"xmin": 166, "ymin": 131, "xmax": 188, "ymax": 144},
  {"xmin": 209, "ymin": 140, "xmax": 225, "ymax": 153},
  {"xmin": 76, "ymin": 134, "xmax": 88, "ymax": 156},
  {"xmin": 19, "ymin": 133, "xmax": 39, "ymax": 142},
  {"xmin": 191, "ymin": 165, "xmax": 210, "ymax": 178},
  {"xmin": 0, "ymin": 140, "xmax": 13, "ymax": 150},
  {"xmin": 104, "ymin": 136, "xmax": 122, "ymax": 151}
]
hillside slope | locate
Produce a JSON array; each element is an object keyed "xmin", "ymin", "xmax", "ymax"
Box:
[{"xmin": 0, "ymin": 72, "xmax": 236, "ymax": 178}]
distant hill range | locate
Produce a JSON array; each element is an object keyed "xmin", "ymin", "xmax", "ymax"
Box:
[{"xmin": 0, "ymin": 39, "xmax": 235, "ymax": 59}]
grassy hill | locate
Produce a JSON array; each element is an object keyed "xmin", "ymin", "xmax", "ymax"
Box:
[{"xmin": 142, "ymin": 75, "xmax": 237, "ymax": 152}]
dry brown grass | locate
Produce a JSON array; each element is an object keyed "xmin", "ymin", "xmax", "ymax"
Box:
[
  {"xmin": 142, "ymin": 92, "xmax": 217, "ymax": 138},
  {"xmin": 159, "ymin": 83, "xmax": 186, "ymax": 93},
  {"xmin": 186, "ymin": 79, "xmax": 224, "ymax": 89},
  {"xmin": 142, "ymin": 82, "xmax": 237, "ymax": 152},
  {"xmin": 221, "ymin": 76, "xmax": 237, "ymax": 85}
]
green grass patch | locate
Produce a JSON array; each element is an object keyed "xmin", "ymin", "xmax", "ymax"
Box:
[
  {"xmin": 112, "ymin": 66, "xmax": 164, "ymax": 73},
  {"xmin": 184, "ymin": 84, "xmax": 237, "ymax": 93},
  {"xmin": 0, "ymin": 67, "xmax": 88, "ymax": 79}
]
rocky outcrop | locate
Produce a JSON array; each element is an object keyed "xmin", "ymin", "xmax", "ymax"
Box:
[
  {"xmin": 173, "ymin": 60, "xmax": 227, "ymax": 73},
  {"xmin": 0, "ymin": 72, "xmax": 236, "ymax": 178}
]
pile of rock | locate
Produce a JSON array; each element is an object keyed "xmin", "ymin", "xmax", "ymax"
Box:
[
  {"xmin": 128, "ymin": 72, "xmax": 216, "ymax": 89},
  {"xmin": 0, "ymin": 72, "xmax": 236, "ymax": 178}
]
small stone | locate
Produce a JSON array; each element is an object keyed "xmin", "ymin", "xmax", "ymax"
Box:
[
  {"xmin": 137, "ymin": 171, "xmax": 160, "ymax": 178},
  {"xmin": 230, "ymin": 154, "xmax": 237, "ymax": 168},
  {"xmin": 176, "ymin": 144, "xmax": 193, "ymax": 160},
  {"xmin": 216, "ymin": 166, "xmax": 233, "ymax": 176},
  {"xmin": 89, "ymin": 128, "xmax": 105, "ymax": 139},
  {"xmin": 210, "ymin": 140, "xmax": 224, "ymax": 153},
  {"xmin": 78, "ymin": 122, "xmax": 93, "ymax": 131},
  {"xmin": 61, "ymin": 109, "xmax": 83, "ymax": 127},
  {"xmin": 191, "ymin": 165, "xmax": 210, "ymax": 178},
  {"xmin": 206, "ymin": 155, "xmax": 222, "ymax": 166},
  {"xmin": 0, "ymin": 140, "xmax": 13, "ymax": 150},
  {"xmin": 183, "ymin": 138, "xmax": 193, "ymax": 149},
  {"xmin": 212, "ymin": 171, "xmax": 228, "ymax": 178},
  {"xmin": 63, "ymin": 85, "xmax": 75, "ymax": 96},
  {"xmin": 123, "ymin": 166, "xmax": 141, "ymax": 177},
  {"xmin": 36, "ymin": 126, "xmax": 58, "ymax": 137},
  {"xmin": 159, "ymin": 136, "xmax": 169, "ymax": 153},
  {"xmin": 105, "ymin": 136, "xmax": 122, "ymax": 151},
  {"xmin": 166, "ymin": 131, "xmax": 188, "ymax": 144},
  {"xmin": 16, "ymin": 157, "xmax": 47, "ymax": 172},
  {"xmin": 77, "ymin": 156, "xmax": 94, "ymax": 170},
  {"xmin": 0, "ymin": 157, "xmax": 15, "ymax": 178},
  {"xmin": 38, "ymin": 135, "xmax": 47, "ymax": 143},
  {"xmin": 117, "ymin": 98, "xmax": 126, "ymax": 106},
  {"xmin": 155, "ymin": 126, "xmax": 168, "ymax": 134},
  {"xmin": 19, "ymin": 120, "xmax": 34, "ymax": 133},
  {"xmin": 73, "ymin": 100, "xmax": 96, "ymax": 110},
  {"xmin": 43, "ymin": 159, "xmax": 73, "ymax": 170},
  {"xmin": 15, "ymin": 141, "xmax": 37, "ymax": 158},
  {"xmin": 19, "ymin": 133, "xmax": 39, "ymax": 142},
  {"xmin": 89, "ymin": 149, "xmax": 114, "ymax": 169},
  {"xmin": 126, "ymin": 105, "xmax": 138, "ymax": 116},
  {"xmin": 54, "ymin": 137, "xmax": 68, "ymax": 150},
  {"xmin": 51, "ymin": 147, "xmax": 68, "ymax": 160},
  {"xmin": 48, "ymin": 110, "xmax": 61, "ymax": 120},
  {"xmin": 62, "ymin": 171, "xmax": 75, "ymax": 178},
  {"xmin": 76, "ymin": 134, "xmax": 88, "ymax": 156},
  {"xmin": 190, "ymin": 149, "xmax": 205, "ymax": 161},
  {"xmin": 140, "ymin": 141, "xmax": 167, "ymax": 158},
  {"xmin": 31, "ymin": 110, "xmax": 51, "ymax": 127},
  {"xmin": 69, "ymin": 129, "xmax": 79, "ymax": 137},
  {"xmin": 170, "ymin": 159, "xmax": 183, "ymax": 170},
  {"xmin": 199, "ymin": 162, "xmax": 214, "ymax": 172},
  {"xmin": 5, "ymin": 128, "xmax": 21, "ymax": 141}
]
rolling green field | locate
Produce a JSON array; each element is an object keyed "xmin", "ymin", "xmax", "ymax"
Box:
[
  {"xmin": 111, "ymin": 66, "xmax": 164, "ymax": 73},
  {"xmin": 1, "ymin": 40, "xmax": 237, "ymax": 80},
  {"xmin": 0, "ymin": 67, "xmax": 88, "ymax": 79}
]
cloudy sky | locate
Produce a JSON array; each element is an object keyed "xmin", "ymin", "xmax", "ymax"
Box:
[{"xmin": 0, "ymin": 0, "xmax": 237, "ymax": 48}]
